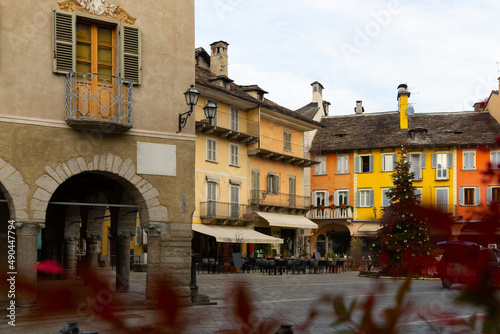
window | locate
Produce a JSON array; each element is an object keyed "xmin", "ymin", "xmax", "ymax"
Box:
[
  {"xmin": 334, "ymin": 190, "xmax": 349, "ymax": 206},
  {"xmin": 229, "ymin": 185, "xmax": 240, "ymax": 219},
  {"xmin": 53, "ymin": 11, "xmax": 141, "ymax": 84},
  {"xmin": 337, "ymin": 155, "xmax": 348, "ymax": 174},
  {"xmin": 267, "ymin": 173, "xmax": 279, "ymax": 194},
  {"xmin": 315, "ymin": 156, "xmax": 326, "ymax": 175},
  {"xmin": 312, "ymin": 190, "xmax": 328, "ymax": 208},
  {"xmin": 206, "ymin": 138, "xmax": 217, "ymax": 162},
  {"xmin": 436, "ymin": 188, "xmax": 448, "ymax": 212},
  {"xmin": 229, "ymin": 144, "xmax": 239, "ymax": 166},
  {"xmin": 355, "ymin": 155, "xmax": 374, "ymax": 173},
  {"xmin": 487, "ymin": 187, "xmax": 500, "ymax": 205},
  {"xmin": 283, "ymin": 130, "xmax": 292, "ymax": 152},
  {"xmin": 289, "ymin": 176, "xmax": 296, "ymax": 207},
  {"xmin": 491, "ymin": 151, "xmax": 500, "ymax": 169},
  {"xmin": 409, "ymin": 153, "xmax": 425, "ymax": 180},
  {"xmin": 230, "ymin": 107, "xmax": 239, "ymax": 131},
  {"xmin": 463, "ymin": 151, "xmax": 476, "ymax": 170},
  {"xmin": 459, "ymin": 187, "xmax": 480, "ymax": 206},
  {"xmin": 382, "ymin": 154, "xmax": 397, "ymax": 172},
  {"xmin": 206, "ymin": 181, "xmax": 217, "ymax": 216},
  {"xmin": 432, "ymin": 153, "xmax": 452, "ymax": 180},
  {"xmin": 357, "ymin": 189, "xmax": 374, "ymax": 207},
  {"xmin": 381, "ymin": 188, "xmax": 392, "ymax": 207},
  {"xmin": 251, "ymin": 170, "xmax": 260, "ymax": 203}
]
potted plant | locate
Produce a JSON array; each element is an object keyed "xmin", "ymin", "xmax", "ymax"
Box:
[
  {"xmin": 310, "ymin": 205, "xmax": 316, "ymax": 210},
  {"xmin": 319, "ymin": 204, "xmax": 325, "ymax": 210},
  {"xmin": 331, "ymin": 204, "xmax": 337, "ymax": 210}
]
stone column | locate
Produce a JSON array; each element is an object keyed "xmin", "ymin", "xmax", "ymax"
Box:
[
  {"xmin": 142, "ymin": 223, "xmax": 168, "ymax": 301},
  {"xmin": 64, "ymin": 236, "xmax": 79, "ymax": 278},
  {"xmin": 85, "ymin": 234, "xmax": 101, "ymax": 268},
  {"xmin": 15, "ymin": 221, "xmax": 45, "ymax": 307},
  {"xmin": 116, "ymin": 231, "xmax": 134, "ymax": 292}
]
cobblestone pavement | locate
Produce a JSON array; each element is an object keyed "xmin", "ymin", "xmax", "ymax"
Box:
[{"xmin": 0, "ymin": 268, "xmax": 487, "ymax": 333}]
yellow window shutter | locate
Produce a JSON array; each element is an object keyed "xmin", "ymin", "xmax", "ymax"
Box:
[
  {"xmin": 52, "ymin": 10, "xmax": 75, "ymax": 74},
  {"xmin": 120, "ymin": 24, "xmax": 141, "ymax": 85}
]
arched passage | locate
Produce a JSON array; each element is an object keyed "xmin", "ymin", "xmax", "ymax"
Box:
[{"xmin": 30, "ymin": 154, "xmax": 167, "ymax": 295}]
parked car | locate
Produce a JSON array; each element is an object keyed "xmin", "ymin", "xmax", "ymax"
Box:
[{"xmin": 436, "ymin": 240, "xmax": 500, "ymax": 289}]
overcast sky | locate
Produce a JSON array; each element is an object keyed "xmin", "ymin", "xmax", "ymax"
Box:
[{"xmin": 195, "ymin": 1, "xmax": 500, "ymax": 116}]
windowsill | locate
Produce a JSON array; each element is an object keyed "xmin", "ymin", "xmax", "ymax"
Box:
[
  {"xmin": 381, "ymin": 170, "xmax": 394, "ymax": 173},
  {"xmin": 336, "ymin": 172, "xmax": 349, "ymax": 175},
  {"xmin": 436, "ymin": 178, "xmax": 450, "ymax": 181},
  {"xmin": 229, "ymin": 164, "xmax": 240, "ymax": 168},
  {"xmin": 206, "ymin": 160, "xmax": 218, "ymax": 164},
  {"xmin": 459, "ymin": 204, "xmax": 477, "ymax": 207},
  {"xmin": 314, "ymin": 173, "xmax": 328, "ymax": 176},
  {"xmin": 462, "ymin": 169, "xmax": 477, "ymax": 171}
]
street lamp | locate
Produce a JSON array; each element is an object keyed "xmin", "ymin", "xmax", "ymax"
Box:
[
  {"xmin": 203, "ymin": 100, "xmax": 218, "ymax": 124},
  {"xmin": 178, "ymin": 84, "xmax": 200, "ymax": 133},
  {"xmin": 373, "ymin": 206, "xmax": 377, "ymax": 219},
  {"xmin": 261, "ymin": 190, "xmax": 267, "ymax": 200}
]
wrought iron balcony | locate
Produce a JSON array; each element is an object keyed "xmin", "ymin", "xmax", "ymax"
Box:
[
  {"xmin": 249, "ymin": 190, "xmax": 310, "ymax": 211},
  {"xmin": 199, "ymin": 201, "xmax": 252, "ymax": 221},
  {"xmin": 65, "ymin": 72, "xmax": 133, "ymax": 132},
  {"xmin": 307, "ymin": 207, "xmax": 353, "ymax": 219}
]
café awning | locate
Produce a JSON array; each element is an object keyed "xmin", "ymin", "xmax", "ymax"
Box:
[
  {"xmin": 256, "ymin": 212, "xmax": 318, "ymax": 229},
  {"xmin": 192, "ymin": 224, "xmax": 283, "ymax": 244}
]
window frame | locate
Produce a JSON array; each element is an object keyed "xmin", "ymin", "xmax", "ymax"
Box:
[
  {"xmin": 355, "ymin": 155, "xmax": 374, "ymax": 173},
  {"xmin": 314, "ymin": 156, "xmax": 326, "ymax": 175},
  {"xmin": 357, "ymin": 189, "xmax": 374, "ymax": 208},
  {"xmin": 432, "ymin": 152, "xmax": 452, "ymax": 180},
  {"xmin": 463, "ymin": 151, "xmax": 476, "ymax": 170},
  {"xmin": 52, "ymin": 10, "xmax": 142, "ymax": 84},
  {"xmin": 334, "ymin": 189, "xmax": 349, "ymax": 206},
  {"xmin": 229, "ymin": 143, "xmax": 239, "ymax": 167},
  {"xmin": 230, "ymin": 106, "xmax": 239, "ymax": 131},
  {"xmin": 382, "ymin": 154, "xmax": 397, "ymax": 172},
  {"xmin": 267, "ymin": 173, "xmax": 279, "ymax": 195},
  {"xmin": 459, "ymin": 187, "xmax": 480, "ymax": 206},
  {"xmin": 206, "ymin": 138, "xmax": 217, "ymax": 162},
  {"xmin": 409, "ymin": 153, "xmax": 425, "ymax": 180},
  {"xmin": 337, "ymin": 155, "xmax": 349, "ymax": 174},
  {"xmin": 229, "ymin": 184, "xmax": 240, "ymax": 219},
  {"xmin": 491, "ymin": 151, "xmax": 500, "ymax": 170},
  {"xmin": 283, "ymin": 129, "xmax": 292, "ymax": 152},
  {"xmin": 312, "ymin": 190, "xmax": 328, "ymax": 207},
  {"xmin": 487, "ymin": 186, "xmax": 500, "ymax": 205},
  {"xmin": 435, "ymin": 187, "xmax": 449, "ymax": 212}
]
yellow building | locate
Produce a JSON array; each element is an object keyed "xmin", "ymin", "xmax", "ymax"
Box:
[
  {"xmin": 309, "ymin": 84, "xmax": 500, "ymax": 256},
  {"xmin": 192, "ymin": 42, "xmax": 320, "ymax": 260}
]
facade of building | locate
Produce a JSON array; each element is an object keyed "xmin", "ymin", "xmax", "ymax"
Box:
[
  {"xmin": 192, "ymin": 42, "xmax": 321, "ymax": 261},
  {"xmin": 308, "ymin": 84, "xmax": 500, "ymax": 256},
  {"xmin": 0, "ymin": 0, "xmax": 196, "ymax": 306}
]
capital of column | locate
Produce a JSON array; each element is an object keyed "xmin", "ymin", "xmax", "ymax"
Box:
[
  {"xmin": 64, "ymin": 235, "xmax": 80, "ymax": 243},
  {"xmin": 14, "ymin": 221, "xmax": 45, "ymax": 236},
  {"xmin": 85, "ymin": 234, "xmax": 102, "ymax": 244},
  {"xmin": 117, "ymin": 230, "xmax": 135, "ymax": 242},
  {"xmin": 142, "ymin": 222, "xmax": 168, "ymax": 237}
]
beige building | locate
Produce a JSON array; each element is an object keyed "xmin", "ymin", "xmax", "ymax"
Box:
[{"xmin": 0, "ymin": 0, "xmax": 196, "ymax": 307}]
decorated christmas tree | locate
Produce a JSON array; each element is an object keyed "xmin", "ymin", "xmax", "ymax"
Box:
[{"xmin": 371, "ymin": 144, "xmax": 433, "ymax": 275}]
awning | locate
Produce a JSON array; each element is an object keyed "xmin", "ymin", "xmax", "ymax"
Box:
[
  {"xmin": 256, "ymin": 212, "xmax": 318, "ymax": 229},
  {"xmin": 192, "ymin": 224, "xmax": 283, "ymax": 244},
  {"xmin": 357, "ymin": 223, "xmax": 382, "ymax": 232}
]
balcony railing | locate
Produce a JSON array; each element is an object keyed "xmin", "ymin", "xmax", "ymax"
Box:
[
  {"xmin": 249, "ymin": 190, "xmax": 310, "ymax": 210},
  {"xmin": 307, "ymin": 207, "xmax": 353, "ymax": 219},
  {"xmin": 65, "ymin": 72, "xmax": 133, "ymax": 132},
  {"xmin": 200, "ymin": 201, "xmax": 251, "ymax": 220}
]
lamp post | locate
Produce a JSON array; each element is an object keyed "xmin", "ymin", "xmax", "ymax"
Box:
[
  {"xmin": 373, "ymin": 206, "xmax": 377, "ymax": 219},
  {"xmin": 261, "ymin": 190, "xmax": 267, "ymax": 202},
  {"xmin": 203, "ymin": 100, "xmax": 218, "ymax": 124},
  {"xmin": 178, "ymin": 84, "xmax": 200, "ymax": 133}
]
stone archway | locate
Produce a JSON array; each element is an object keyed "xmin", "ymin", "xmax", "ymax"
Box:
[
  {"xmin": 0, "ymin": 157, "xmax": 29, "ymax": 220},
  {"xmin": 30, "ymin": 153, "xmax": 167, "ymax": 224}
]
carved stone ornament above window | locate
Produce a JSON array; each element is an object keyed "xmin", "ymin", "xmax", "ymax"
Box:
[{"xmin": 57, "ymin": 0, "xmax": 136, "ymax": 24}]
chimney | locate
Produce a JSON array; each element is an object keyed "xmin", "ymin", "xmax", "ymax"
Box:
[
  {"xmin": 311, "ymin": 81, "xmax": 324, "ymax": 105},
  {"xmin": 354, "ymin": 100, "xmax": 364, "ymax": 114},
  {"xmin": 210, "ymin": 41, "xmax": 229, "ymax": 76},
  {"xmin": 323, "ymin": 101, "xmax": 330, "ymax": 116},
  {"xmin": 397, "ymin": 84, "xmax": 411, "ymax": 129}
]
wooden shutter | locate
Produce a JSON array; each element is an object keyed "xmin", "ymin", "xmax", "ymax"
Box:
[
  {"xmin": 420, "ymin": 154, "xmax": 426, "ymax": 169},
  {"xmin": 432, "ymin": 154, "xmax": 437, "ymax": 168},
  {"xmin": 357, "ymin": 190, "xmax": 360, "ymax": 206},
  {"xmin": 447, "ymin": 153, "xmax": 453, "ymax": 168},
  {"xmin": 334, "ymin": 191, "xmax": 339, "ymax": 206},
  {"xmin": 369, "ymin": 155, "xmax": 374, "ymax": 172},
  {"xmin": 369, "ymin": 190, "xmax": 375, "ymax": 207},
  {"xmin": 393, "ymin": 154, "xmax": 398, "ymax": 170},
  {"xmin": 458, "ymin": 188, "xmax": 464, "ymax": 206},
  {"xmin": 355, "ymin": 156, "xmax": 360, "ymax": 173},
  {"xmin": 487, "ymin": 187, "xmax": 492, "ymax": 205},
  {"xmin": 274, "ymin": 175, "xmax": 280, "ymax": 194},
  {"xmin": 120, "ymin": 24, "xmax": 141, "ymax": 85},
  {"xmin": 52, "ymin": 10, "xmax": 75, "ymax": 74},
  {"xmin": 474, "ymin": 188, "xmax": 481, "ymax": 206},
  {"xmin": 382, "ymin": 189, "xmax": 390, "ymax": 207}
]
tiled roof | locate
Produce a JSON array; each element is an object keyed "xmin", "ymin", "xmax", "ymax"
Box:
[
  {"xmin": 295, "ymin": 102, "xmax": 320, "ymax": 120},
  {"xmin": 310, "ymin": 111, "xmax": 500, "ymax": 153},
  {"xmin": 195, "ymin": 65, "xmax": 322, "ymax": 127}
]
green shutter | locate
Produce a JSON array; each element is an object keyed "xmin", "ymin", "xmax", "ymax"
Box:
[
  {"xmin": 120, "ymin": 24, "xmax": 141, "ymax": 85},
  {"xmin": 52, "ymin": 10, "xmax": 75, "ymax": 74}
]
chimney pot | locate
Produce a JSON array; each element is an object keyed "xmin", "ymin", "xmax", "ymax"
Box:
[{"xmin": 355, "ymin": 100, "xmax": 364, "ymax": 114}]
